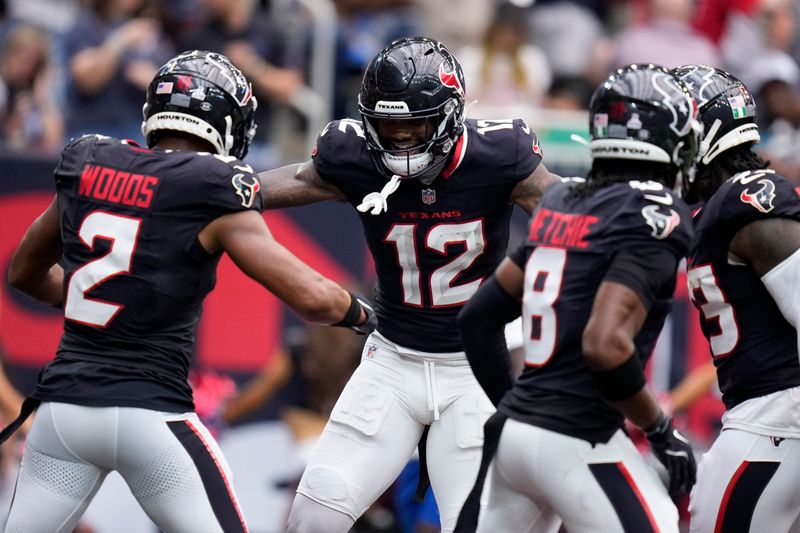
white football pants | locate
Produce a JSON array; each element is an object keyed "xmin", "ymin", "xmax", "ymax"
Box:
[
  {"xmin": 689, "ymin": 429, "xmax": 800, "ymax": 532},
  {"xmin": 478, "ymin": 419, "xmax": 679, "ymax": 533},
  {"xmin": 289, "ymin": 332, "xmax": 494, "ymax": 533},
  {"xmin": 4, "ymin": 402, "xmax": 247, "ymax": 533}
]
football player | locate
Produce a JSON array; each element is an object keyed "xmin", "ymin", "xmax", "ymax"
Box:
[
  {"xmin": 674, "ymin": 65, "xmax": 800, "ymax": 533},
  {"xmin": 258, "ymin": 37, "xmax": 558, "ymax": 532},
  {"xmin": 455, "ymin": 64, "xmax": 700, "ymax": 533},
  {"xmin": 5, "ymin": 50, "xmax": 375, "ymax": 533}
]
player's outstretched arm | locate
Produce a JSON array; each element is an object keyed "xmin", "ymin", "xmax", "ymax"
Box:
[
  {"xmin": 199, "ymin": 209, "xmax": 374, "ymax": 331},
  {"xmin": 457, "ymin": 258, "xmax": 523, "ymax": 406},
  {"xmin": 510, "ymin": 162, "xmax": 560, "ymax": 214},
  {"xmin": 8, "ymin": 195, "xmax": 64, "ymax": 307},
  {"xmin": 258, "ymin": 161, "xmax": 346, "ymax": 209},
  {"xmin": 733, "ymin": 217, "xmax": 800, "ymax": 329}
]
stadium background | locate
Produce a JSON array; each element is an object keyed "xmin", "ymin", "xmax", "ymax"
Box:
[{"xmin": 0, "ymin": 0, "xmax": 798, "ymax": 531}]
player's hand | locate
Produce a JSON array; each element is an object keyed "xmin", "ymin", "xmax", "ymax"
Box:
[
  {"xmin": 350, "ymin": 297, "xmax": 377, "ymax": 335},
  {"xmin": 645, "ymin": 414, "xmax": 696, "ymax": 497}
]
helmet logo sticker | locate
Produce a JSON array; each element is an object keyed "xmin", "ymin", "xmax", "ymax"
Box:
[
  {"xmin": 232, "ymin": 173, "xmax": 261, "ymax": 208},
  {"xmin": 728, "ymin": 93, "xmax": 748, "ymax": 119},
  {"xmin": 156, "ymin": 81, "xmax": 173, "ymax": 94},
  {"xmin": 740, "ymin": 179, "xmax": 776, "ymax": 213},
  {"xmin": 438, "ymin": 63, "xmax": 464, "ymax": 97},
  {"xmin": 593, "ymin": 113, "xmax": 608, "ymax": 137},
  {"xmin": 176, "ymin": 75, "xmax": 192, "ymax": 91}
]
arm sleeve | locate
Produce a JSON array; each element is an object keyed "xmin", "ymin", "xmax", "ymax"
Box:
[
  {"xmin": 457, "ymin": 276, "xmax": 521, "ymax": 406},
  {"xmin": 761, "ymin": 247, "xmax": 800, "ymax": 330},
  {"xmin": 508, "ymin": 242, "xmax": 530, "ymax": 269},
  {"xmin": 603, "ymin": 245, "xmax": 680, "ymax": 310}
]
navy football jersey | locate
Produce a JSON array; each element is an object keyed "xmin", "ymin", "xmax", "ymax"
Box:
[
  {"xmin": 313, "ymin": 118, "xmax": 542, "ymax": 352},
  {"xmin": 499, "ymin": 179, "xmax": 692, "ymax": 443},
  {"xmin": 688, "ymin": 169, "xmax": 800, "ymax": 409},
  {"xmin": 33, "ymin": 135, "xmax": 263, "ymax": 412}
]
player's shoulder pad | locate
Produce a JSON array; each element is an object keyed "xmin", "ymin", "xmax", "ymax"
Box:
[
  {"xmin": 714, "ymin": 169, "xmax": 800, "ymax": 225},
  {"xmin": 55, "ymin": 134, "xmax": 110, "ymax": 177},
  {"xmin": 464, "ymin": 118, "xmax": 543, "ymax": 182},
  {"xmin": 311, "ymin": 119, "xmax": 372, "ymax": 181},
  {"xmin": 623, "ymin": 180, "xmax": 693, "ymax": 252},
  {"xmin": 188, "ymin": 152, "xmax": 263, "ymax": 212}
]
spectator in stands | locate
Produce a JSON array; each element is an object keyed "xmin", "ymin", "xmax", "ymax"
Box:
[
  {"xmin": 0, "ymin": 23, "xmax": 62, "ymax": 153},
  {"xmin": 458, "ymin": 3, "xmax": 552, "ymax": 108},
  {"xmin": 65, "ymin": 0, "xmax": 173, "ymax": 141},
  {"xmin": 178, "ymin": 0, "xmax": 304, "ymax": 168},
  {"xmin": 611, "ymin": 0, "xmax": 720, "ymax": 69},
  {"xmin": 691, "ymin": 0, "xmax": 760, "ymax": 45},
  {"xmin": 412, "ymin": 0, "xmax": 491, "ymax": 52},
  {"xmin": 529, "ymin": 0, "xmax": 605, "ymax": 82}
]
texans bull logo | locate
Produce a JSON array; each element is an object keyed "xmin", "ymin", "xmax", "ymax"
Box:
[
  {"xmin": 232, "ymin": 173, "xmax": 261, "ymax": 208},
  {"xmin": 641, "ymin": 204, "xmax": 681, "ymax": 240},
  {"xmin": 438, "ymin": 62, "xmax": 464, "ymax": 97},
  {"xmin": 740, "ymin": 179, "xmax": 776, "ymax": 213}
]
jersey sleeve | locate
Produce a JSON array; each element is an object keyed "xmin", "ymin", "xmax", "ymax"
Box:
[
  {"xmin": 716, "ymin": 170, "xmax": 800, "ymax": 231},
  {"xmin": 54, "ymin": 135, "xmax": 99, "ymax": 184},
  {"xmin": 311, "ymin": 119, "xmax": 371, "ymax": 190},
  {"xmin": 514, "ymin": 119, "xmax": 544, "ymax": 181},
  {"xmin": 201, "ymin": 156, "xmax": 264, "ymax": 214},
  {"xmin": 620, "ymin": 184, "xmax": 694, "ymax": 259},
  {"xmin": 603, "ymin": 185, "xmax": 693, "ymax": 307}
]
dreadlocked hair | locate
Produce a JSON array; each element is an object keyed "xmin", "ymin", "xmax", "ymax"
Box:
[
  {"xmin": 568, "ymin": 159, "xmax": 676, "ymax": 199},
  {"xmin": 694, "ymin": 143, "xmax": 770, "ymax": 202}
]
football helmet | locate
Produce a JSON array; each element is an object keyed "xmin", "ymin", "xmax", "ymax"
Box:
[
  {"xmin": 673, "ymin": 65, "xmax": 760, "ymax": 193},
  {"xmin": 142, "ymin": 50, "xmax": 257, "ymax": 159},
  {"xmin": 358, "ymin": 37, "xmax": 465, "ymax": 183},
  {"xmin": 589, "ymin": 63, "xmax": 701, "ymax": 190}
]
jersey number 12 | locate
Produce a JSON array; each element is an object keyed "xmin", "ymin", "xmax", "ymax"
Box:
[{"xmin": 385, "ymin": 220, "xmax": 485, "ymax": 307}]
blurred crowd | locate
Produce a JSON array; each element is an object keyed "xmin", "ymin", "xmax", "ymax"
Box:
[{"xmin": 0, "ymin": 0, "xmax": 797, "ymax": 178}]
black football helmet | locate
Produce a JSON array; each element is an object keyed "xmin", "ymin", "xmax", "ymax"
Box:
[
  {"xmin": 142, "ymin": 50, "xmax": 257, "ymax": 159},
  {"xmin": 673, "ymin": 65, "xmax": 760, "ymax": 195},
  {"xmin": 589, "ymin": 63, "xmax": 702, "ymax": 190},
  {"xmin": 358, "ymin": 37, "xmax": 465, "ymax": 183}
]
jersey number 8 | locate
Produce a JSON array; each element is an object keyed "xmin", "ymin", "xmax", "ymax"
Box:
[{"xmin": 523, "ymin": 247, "xmax": 567, "ymax": 366}]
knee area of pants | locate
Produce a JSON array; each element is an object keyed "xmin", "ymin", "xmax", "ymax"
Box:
[
  {"xmin": 300, "ymin": 466, "xmax": 356, "ymax": 510},
  {"xmin": 288, "ymin": 491, "xmax": 354, "ymax": 533}
]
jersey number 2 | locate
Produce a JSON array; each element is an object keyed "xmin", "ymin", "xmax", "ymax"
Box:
[
  {"xmin": 65, "ymin": 212, "xmax": 141, "ymax": 328},
  {"xmin": 385, "ymin": 221, "xmax": 485, "ymax": 307},
  {"xmin": 523, "ymin": 247, "xmax": 566, "ymax": 366}
]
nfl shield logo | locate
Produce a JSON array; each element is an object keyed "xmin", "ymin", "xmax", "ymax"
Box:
[{"xmin": 421, "ymin": 188, "xmax": 436, "ymax": 205}]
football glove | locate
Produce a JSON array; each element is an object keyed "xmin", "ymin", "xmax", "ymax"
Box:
[{"xmin": 645, "ymin": 414, "xmax": 696, "ymax": 497}]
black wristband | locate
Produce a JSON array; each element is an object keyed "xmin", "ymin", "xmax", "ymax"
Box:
[
  {"xmin": 333, "ymin": 292, "xmax": 362, "ymax": 327},
  {"xmin": 590, "ymin": 352, "xmax": 646, "ymax": 401},
  {"xmin": 644, "ymin": 412, "xmax": 670, "ymax": 437}
]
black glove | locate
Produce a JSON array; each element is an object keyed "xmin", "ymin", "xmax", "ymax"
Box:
[
  {"xmin": 350, "ymin": 297, "xmax": 377, "ymax": 335},
  {"xmin": 645, "ymin": 414, "xmax": 696, "ymax": 497}
]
